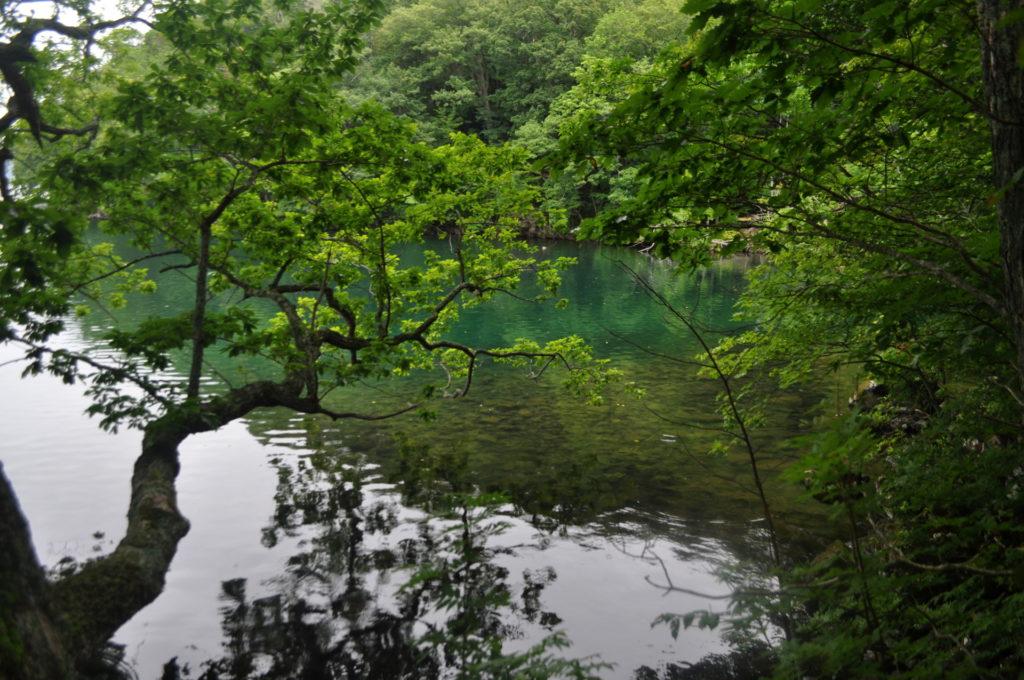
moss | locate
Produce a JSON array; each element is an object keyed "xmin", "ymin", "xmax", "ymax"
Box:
[
  {"xmin": 0, "ymin": 584, "xmax": 26, "ymax": 672},
  {"xmin": 0, "ymin": 616, "xmax": 27, "ymax": 670},
  {"xmin": 53, "ymin": 551, "xmax": 157, "ymax": 651}
]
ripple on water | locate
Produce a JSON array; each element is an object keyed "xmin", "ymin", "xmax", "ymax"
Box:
[{"xmin": 3, "ymin": 243, "xmax": 825, "ymax": 678}]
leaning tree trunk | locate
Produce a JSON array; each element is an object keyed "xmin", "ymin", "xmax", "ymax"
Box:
[
  {"xmin": 50, "ymin": 417, "xmax": 192, "ymax": 656},
  {"xmin": 0, "ymin": 462, "xmax": 74, "ymax": 679},
  {"xmin": 1, "ymin": 378, "xmax": 304, "ymax": 676},
  {"xmin": 0, "ymin": 417, "xmax": 192, "ymax": 677},
  {"xmin": 979, "ymin": 0, "xmax": 1024, "ymax": 395}
]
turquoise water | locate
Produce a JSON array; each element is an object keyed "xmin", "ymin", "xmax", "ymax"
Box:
[{"xmin": 0, "ymin": 241, "xmax": 840, "ymax": 678}]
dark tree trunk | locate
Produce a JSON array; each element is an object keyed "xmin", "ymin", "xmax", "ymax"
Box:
[
  {"xmin": 0, "ymin": 462, "xmax": 74, "ymax": 679},
  {"xmin": 52, "ymin": 379, "xmax": 302, "ymax": 656},
  {"xmin": 51, "ymin": 419, "xmax": 191, "ymax": 655},
  {"xmin": 472, "ymin": 53, "xmax": 495, "ymax": 137},
  {"xmin": 979, "ymin": 0, "xmax": 1024, "ymax": 392},
  {"xmin": 187, "ymin": 223, "xmax": 211, "ymax": 400},
  {"xmin": 0, "ymin": 421, "xmax": 192, "ymax": 676},
  {"xmin": 0, "ymin": 377, "xmax": 305, "ymax": 676}
]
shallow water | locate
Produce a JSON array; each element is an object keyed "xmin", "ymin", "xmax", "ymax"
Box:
[{"xmin": 1, "ymin": 242, "xmax": 841, "ymax": 678}]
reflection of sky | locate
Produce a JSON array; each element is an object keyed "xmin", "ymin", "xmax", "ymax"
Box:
[
  {"xmin": 0, "ymin": 244, "xmax": 821, "ymax": 678},
  {"xmin": 1, "ymin": 333, "xmax": 752, "ymax": 678},
  {"xmin": 1, "ymin": 334, "xmax": 137, "ymax": 564},
  {"xmin": 494, "ymin": 519, "xmax": 731, "ymax": 675}
]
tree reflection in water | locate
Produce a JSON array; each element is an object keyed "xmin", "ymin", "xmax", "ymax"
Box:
[
  {"xmin": 630, "ymin": 640, "xmax": 775, "ymax": 680},
  {"xmin": 161, "ymin": 439, "xmax": 603, "ymax": 679}
]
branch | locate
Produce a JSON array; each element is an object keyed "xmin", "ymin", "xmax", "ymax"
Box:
[
  {"xmin": 392, "ymin": 282, "xmax": 471, "ymax": 343},
  {"xmin": 10, "ymin": 2, "xmax": 153, "ymax": 43},
  {"xmin": 614, "ymin": 540, "xmax": 767, "ymax": 600},
  {"xmin": 767, "ymin": 11, "xmax": 1020, "ymax": 127},
  {"xmin": 68, "ymin": 249, "xmax": 181, "ymax": 294},
  {"xmin": 0, "ymin": 2, "xmax": 153, "ymax": 141},
  {"xmin": 887, "ymin": 550, "xmax": 1011, "ymax": 577},
  {"xmin": 605, "ymin": 327, "xmax": 711, "ymax": 369},
  {"xmin": 38, "ymin": 119, "xmax": 99, "ymax": 140},
  {"xmin": 757, "ymin": 210, "xmax": 1002, "ymax": 313},
  {"xmin": 313, "ymin": 402, "xmax": 421, "ymax": 421},
  {"xmin": 686, "ymin": 135, "xmax": 1002, "ymax": 310},
  {"xmin": 618, "ymin": 262, "xmax": 786, "ymax": 585},
  {"xmin": 644, "ymin": 403, "xmax": 746, "ymax": 442},
  {"xmin": 11, "ymin": 335, "xmax": 173, "ymax": 406}
]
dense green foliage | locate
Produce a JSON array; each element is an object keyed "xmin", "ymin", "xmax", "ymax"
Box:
[
  {"xmin": 339, "ymin": 0, "xmax": 692, "ymax": 227},
  {"xmin": 559, "ymin": 0, "xmax": 1024, "ymax": 677},
  {"xmin": 342, "ymin": 1, "xmax": 686, "ymax": 136},
  {"xmin": 0, "ymin": 0, "xmax": 616, "ymax": 675},
  {"xmin": 5, "ymin": 0, "xmax": 1024, "ymax": 676},
  {"xmin": 344, "ymin": 0, "xmax": 612, "ymax": 141},
  {"xmin": 9, "ymin": 0, "xmax": 616, "ymax": 427}
]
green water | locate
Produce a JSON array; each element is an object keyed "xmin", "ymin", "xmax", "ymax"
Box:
[
  {"xmin": 82, "ymin": 239, "xmax": 831, "ymax": 534},
  {"xmin": 12, "ymin": 239, "xmax": 841, "ymax": 677}
]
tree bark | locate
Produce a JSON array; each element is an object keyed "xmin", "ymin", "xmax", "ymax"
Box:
[
  {"xmin": 978, "ymin": 0, "xmax": 1024, "ymax": 393},
  {"xmin": 0, "ymin": 377, "xmax": 307, "ymax": 676},
  {"xmin": 0, "ymin": 462, "xmax": 74, "ymax": 679},
  {"xmin": 472, "ymin": 53, "xmax": 495, "ymax": 137},
  {"xmin": 187, "ymin": 223, "xmax": 211, "ymax": 400},
  {"xmin": 50, "ymin": 417, "xmax": 191, "ymax": 655},
  {"xmin": 52, "ymin": 379, "xmax": 303, "ymax": 657}
]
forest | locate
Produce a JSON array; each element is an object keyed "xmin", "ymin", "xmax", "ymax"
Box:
[{"xmin": 1, "ymin": 0, "xmax": 1023, "ymax": 678}]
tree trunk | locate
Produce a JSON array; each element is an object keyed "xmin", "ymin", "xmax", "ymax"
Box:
[
  {"xmin": 53, "ymin": 381, "xmax": 293, "ymax": 655},
  {"xmin": 51, "ymin": 418, "xmax": 191, "ymax": 656},
  {"xmin": 472, "ymin": 53, "xmax": 495, "ymax": 137},
  {"xmin": 187, "ymin": 223, "xmax": 211, "ymax": 400},
  {"xmin": 0, "ymin": 377, "xmax": 305, "ymax": 676},
  {"xmin": 978, "ymin": 0, "xmax": 1024, "ymax": 393},
  {"xmin": 0, "ymin": 462, "xmax": 74, "ymax": 679}
]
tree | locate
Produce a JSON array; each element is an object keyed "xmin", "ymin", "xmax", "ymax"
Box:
[
  {"xmin": 0, "ymin": 0, "xmax": 609, "ymax": 675},
  {"xmin": 1, "ymin": 2, "xmax": 156, "ymax": 677},
  {"xmin": 0, "ymin": 0, "xmax": 154, "ymax": 395},
  {"xmin": 582, "ymin": 0, "xmax": 689, "ymax": 61},
  {"xmin": 560, "ymin": 0, "xmax": 1024, "ymax": 675},
  {"xmin": 0, "ymin": 0, "xmax": 152, "ymax": 158},
  {"xmin": 342, "ymin": 0, "xmax": 618, "ymax": 142},
  {"xmin": 508, "ymin": 0, "xmax": 690, "ymax": 229}
]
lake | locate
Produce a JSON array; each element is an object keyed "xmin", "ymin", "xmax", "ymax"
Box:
[{"xmin": 0, "ymin": 241, "xmax": 842, "ymax": 678}]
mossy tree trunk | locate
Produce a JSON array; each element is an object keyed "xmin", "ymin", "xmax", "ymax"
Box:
[
  {"xmin": 0, "ymin": 462, "xmax": 74, "ymax": 679},
  {"xmin": 979, "ymin": 0, "xmax": 1024, "ymax": 396},
  {"xmin": 0, "ymin": 377, "xmax": 306, "ymax": 676}
]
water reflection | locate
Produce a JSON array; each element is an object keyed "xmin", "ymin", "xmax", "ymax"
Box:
[
  {"xmin": 1, "ymin": 241, "xmax": 836, "ymax": 678},
  {"xmin": 631, "ymin": 641, "xmax": 776, "ymax": 680},
  {"xmin": 162, "ymin": 439, "xmax": 606, "ymax": 679},
  {"xmin": 145, "ymin": 405, "xmax": 797, "ymax": 679}
]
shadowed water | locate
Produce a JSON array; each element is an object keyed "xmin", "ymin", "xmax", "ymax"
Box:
[{"xmin": 0, "ymin": 241, "xmax": 842, "ymax": 678}]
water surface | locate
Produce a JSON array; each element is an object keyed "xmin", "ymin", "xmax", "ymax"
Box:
[{"xmin": 0, "ymin": 242, "xmax": 839, "ymax": 678}]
